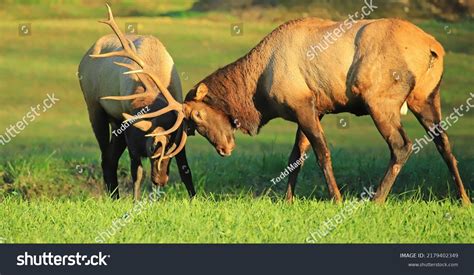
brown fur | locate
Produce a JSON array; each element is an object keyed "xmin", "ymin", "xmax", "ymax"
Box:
[{"xmin": 184, "ymin": 17, "xmax": 471, "ymax": 205}]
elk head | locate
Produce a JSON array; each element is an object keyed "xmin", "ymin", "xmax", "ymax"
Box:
[
  {"xmin": 91, "ymin": 4, "xmax": 235, "ymax": 159},
  {"xmin": 183, "ymin": 83, "xmax": 236, "ymax": 157}
]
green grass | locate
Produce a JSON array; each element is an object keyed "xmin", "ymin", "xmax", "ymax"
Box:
[
  {"xmin": 0, "ymin": 8, "xmax": 473, "ymax": 243},
  {"xmin": 1, "ymin": 198, "xmax": 472, "ymax": 243}
]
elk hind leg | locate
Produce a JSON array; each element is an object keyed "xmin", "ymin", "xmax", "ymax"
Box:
[{"xmin": 408, "ymin": 88, "xmax": 471, "ymax": 206}]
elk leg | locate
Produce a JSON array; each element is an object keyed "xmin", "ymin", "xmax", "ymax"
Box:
[
  {"xmin": 297, "ymin": 113, "xmax": 342, "ymax": 202},
  {"xmin": 102, "ymin": 129, "xmax": 127, "ymax": 199},
  {"xmin": 129, "ymin": 152, "xmax": 144, "ymax": 201},
  {"xmin": 408, "ymin": 89, "xmax": 471, "ymax": 206},
  {"xmin": 88, "ymin": 107, "xmax": 125, "ymax": 199},
  {"xmin": 285, "ymin": 127, "xmax": 311, "ymax": 202},
  {"xmin": 369, "ymin": 106, "xmax": 412, "ymax": 204},
  {"xmin": 175, "ymin": 146, "xmax": 196, "ymax": 198}
]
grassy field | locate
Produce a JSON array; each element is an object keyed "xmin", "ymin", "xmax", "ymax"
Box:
[{"xmin": 0, "ymin": 4, "xmax": 473, "ymax": 243}]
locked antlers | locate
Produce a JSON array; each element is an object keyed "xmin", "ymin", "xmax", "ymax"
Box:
[{"xmin": 91, "ymin": 4, "xmax": 187, "ymax": 166}]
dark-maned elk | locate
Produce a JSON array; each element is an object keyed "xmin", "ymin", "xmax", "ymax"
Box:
[
  {"xmin": 78, "ymin": 4, "xmax": 195, "ymax": 200},
  {"xmin": 112, "ymin": 17, "xmax": 471, "ymax": 206}
]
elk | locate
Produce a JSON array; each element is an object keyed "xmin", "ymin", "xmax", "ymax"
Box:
[
  {"xmin": 112, "ymin": 16, "xmax": 471, "ymax": 205},
  {"xmin": 78, "ymin": 4, "xmax": 195, "ymax": 200}
]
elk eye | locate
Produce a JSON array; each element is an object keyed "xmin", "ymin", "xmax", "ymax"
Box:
[{"xmin": 232, "ymin": 118, "xmax": 241, "ymax": 129}]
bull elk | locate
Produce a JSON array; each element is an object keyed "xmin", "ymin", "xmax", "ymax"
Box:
[
  {"xmin": 78, "ymin": 4, "xmax": 195, "ymax": 200},
  {"xmin": 180, "ymin": 18, "xmax": 471, "ymax": 205},
  {"xmin": 109, "ymin": 14, "xmax": 470, "ymax": 205}
]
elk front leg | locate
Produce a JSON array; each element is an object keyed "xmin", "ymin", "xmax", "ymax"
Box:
[
  {"xmin": 102, "ymin": 127, "xmax": 127, "ymax": 199},
  {"xmin": 297, "ymin": 112, "xmax": 342, "ymax": 203},
  {"xmin": 175, "ymin": 146, "xmax": 196, "ymax": 198},
  {"xmin": 129, "ymin": 152, "xmax": 144, "ymax": 201},
  {"xmin": 285, "ymin": 127, "xmax": 311, "ymax": 202}
]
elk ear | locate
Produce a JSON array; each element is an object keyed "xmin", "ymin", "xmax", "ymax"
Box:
[{"xmin": 195, "ymin": 83, "xmax": 208, "ymax": 101}]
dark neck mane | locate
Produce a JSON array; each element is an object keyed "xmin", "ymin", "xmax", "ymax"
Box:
[
  {"xmin": 197, "ymin": 19, "xmax": 307, "ymax": 135},
  {"xmin": 201, "ymin": 57, "xmax": 264, "ymax": 135},
  {"xmin": 200, "ymin": 32, "xmax": 281, "ymax": 135}
]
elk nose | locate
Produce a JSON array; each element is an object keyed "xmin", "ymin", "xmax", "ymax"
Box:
[{"xmin": 217, "ymin": 146, "xmax": 232, "ymax": 157}]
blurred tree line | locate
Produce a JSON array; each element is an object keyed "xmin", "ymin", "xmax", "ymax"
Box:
[{"xmin": 192, "ymin": 0, "xmax": 474, "ymax": 21}]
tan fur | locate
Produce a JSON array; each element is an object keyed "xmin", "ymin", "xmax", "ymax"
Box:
[
  {"xmin": 80, "ymin": 34, "xmax": 183, "ymax": 119},
  {"xmin": 184, "ymin": 17, "xmax": 470, "ymax": 205},
  {"xmin": 188, "ymin": 18, "xmax": 444, "ymax": 133}
]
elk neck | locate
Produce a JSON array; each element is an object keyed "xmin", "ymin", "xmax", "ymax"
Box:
[{"xmin": 200, "ymin": 35, "xmax": 275, "ymax": 136}]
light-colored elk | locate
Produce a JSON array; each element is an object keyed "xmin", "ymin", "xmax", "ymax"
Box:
[{"xmin": 78, "ymin": 4, "xmax": 195, "ymax": 200}]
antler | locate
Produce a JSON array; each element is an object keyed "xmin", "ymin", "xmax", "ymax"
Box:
[{"xmin": 92, "ymin": 4, "xmax": 187, "ymax": 166}]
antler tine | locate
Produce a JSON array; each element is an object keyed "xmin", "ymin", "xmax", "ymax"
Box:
[
  {"xmin": 91, "ymin": 4, "xmax": 161, "ymax": 102},
  {"xmin": 151, "ymin": 136, "xmax": 168, "ymax": 170},
  {"xmin": 152, "ymin": 131, "xmax": 187, "ymax": 163},
  {"xmin": 144, "ymin": 112, "xmax": 184, "ymax": 137},
  {"xmin": 138, "ymin": 69, "xmax": 179, "ymax": 106},
  {"xmin": 91, "ymin": 3, "xmax": 145, "ymax": 68},
  {"xmin": 163, "ymin": 131, "xmax": 187, "ymax": 159},
  {"xmin": 127, "ymin": 104, "xmax": 179, "ymax": 122}
]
